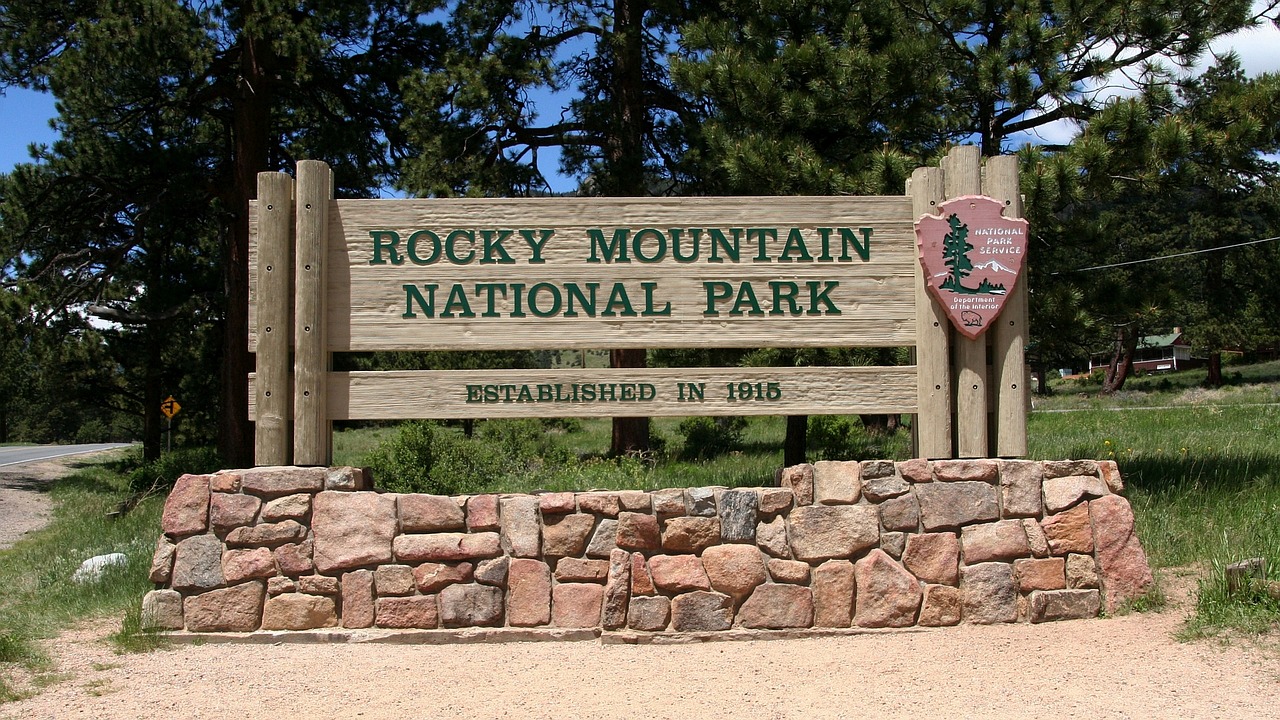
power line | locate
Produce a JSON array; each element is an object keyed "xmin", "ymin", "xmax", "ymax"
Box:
[{"xmin": 1052, "ymin": 235, "xmax": 1280, "ymax": 274}]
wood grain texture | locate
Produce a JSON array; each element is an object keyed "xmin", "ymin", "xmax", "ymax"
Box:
[
  {"xmin": 249, "ymin": 366, "xmax": 918, "ymax": 420},
  {"xmin": 984, "ymin": 156, "xmax": 1029, "ymax": 457},
  {"xmin": 293, "ymin": 160, "xmax": 333, "ymax": 465},
  {"xmin": 251, "ymin": 195, "xmax": 918, "ymax": 351},
  {"xmin": 254, "ymin": 172, "xmax": 294, "ymax": 466},
  {"xmin": 910, "ymin": 167, "xmax": 953, "ymax": 459},
  {"xmin": 943, "ymin": 147, "xmax": 989, "ymax": 458}
]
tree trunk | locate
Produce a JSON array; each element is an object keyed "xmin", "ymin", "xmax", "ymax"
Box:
[
  {"xmin": 140, "ymin": 320, "xmax": 165, "ymax": 463},
  {"xmin": 1206, "ymin": 351, "xmax": 1223, "ymax": 388},
  {"xmin": 606, "ymin": 0, "xmax": 651, "ymax": 456},
  {"xmin": 1034, "ymin": 362, "xmax": 1049, "ymax": 395},
  {"xmin": 1101, "ymin": 323, "xmax": 1138, "ymax": 394},
  {"xmin": 219, "ymin": 34, "xmax": 275, "ymax": 468},
  {"xmin": 783, "ymin": 415, "xmax": 807, "ymax": 467},
  {"xmin": 610, "ymin": 348, "xmax": 649, "ymax": 455}
]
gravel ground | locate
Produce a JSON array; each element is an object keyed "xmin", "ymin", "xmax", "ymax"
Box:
[
  {"xmin": 0, "ymin": 458, "xmax": 82, "ymax": 551},
  {"xmin": 2, "ymin": 455, "xmax": 1277, "ymax": 718},
  {"xmin": 2, "ymin": 578, "xmax": 1278, "ymax": 719}
]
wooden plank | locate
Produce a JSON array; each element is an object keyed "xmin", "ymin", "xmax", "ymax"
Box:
[
  {"xmin": 943, "ymin": 146, "xmax": 988, "ymax": 458},
  {"xmin": 293, "ymin": 160, "xmax": 334, "ymax": 465},
  {"xmin": 250, "ymin": 195, "xmax": 918, "ymax": 351},
  {"xmin": 249, "ymin": 367, "xmax": 918, "ymax": 420},
  {"xmin": 984, "ymin": 155, "xmax": 1028, "ymax": 457},
  {"xmin": 909, "ymin": 167, "xmax": 952, "ymax": 459},
  {"xmin": 254, "ymin": 172, "xmax": 294, "ymax": 466}
]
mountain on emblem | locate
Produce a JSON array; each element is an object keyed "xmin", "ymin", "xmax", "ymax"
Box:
[{"xmin": 915, "ymin": 195, "xmax": 1028, "ymax": 339}]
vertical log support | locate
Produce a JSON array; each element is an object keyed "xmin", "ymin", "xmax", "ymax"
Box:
[
  {"xmin": 985, "ymin": 156, "xmax": 1029, "ymax": 457},
  {"xmin": 294, "ymin": 160, "xmax": 334, "ymax": 465},
  {"xmin": 911, "ymin": 148, "xmax": 1027, "ymax": 460},
  {"xmin": 254, "ymin": 172, "xmax": 294, "ymax": 466},
  {"xmin": 909, "ymin": 168, "xmax": 952, "ymax": 459},
  {"xmin": 942, "ymin": 147, "xmax": 988, "ymax": 458}
]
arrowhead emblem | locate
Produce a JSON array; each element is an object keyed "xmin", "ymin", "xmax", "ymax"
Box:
[{"xmin": 915, "ymin": 195, "xmax": 1028, "ymax": 339}]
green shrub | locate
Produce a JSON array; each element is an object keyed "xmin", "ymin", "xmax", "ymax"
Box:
[
  {"xmin": 678, "ymin": 416, "xmax": 746, "ymax": 459},
  {"xmin": 365, "ymin": 421, "xmax": 438, "ymax": 494},
  {"xmin": 125, "ymin": 446, "xmax": 223, "ymax": 493}
]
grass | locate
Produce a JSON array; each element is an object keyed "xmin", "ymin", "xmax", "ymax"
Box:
[
  {"xmin": 1028, "ymin": 378, "xmax": 1280, "ymax": 637},
  {"xmin": 0, "ymin": 465, "xmax": 166, "ymax": 701}
]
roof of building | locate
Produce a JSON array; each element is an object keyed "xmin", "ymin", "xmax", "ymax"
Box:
[{"xmin": 1138, "ymin": 331, "xmax": 1187, "ymax": 349}]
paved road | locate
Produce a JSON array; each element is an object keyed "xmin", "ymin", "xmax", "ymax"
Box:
[{"xmin": 0, "ymin": 443, "xmax": 133, "ymax": 469}]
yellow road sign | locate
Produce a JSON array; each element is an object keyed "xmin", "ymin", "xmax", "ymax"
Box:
[{"xmin": 160, "ymin": 396, "xmax": 182, "ymax": 419}]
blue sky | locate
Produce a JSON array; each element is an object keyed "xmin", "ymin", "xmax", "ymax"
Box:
[{"xmin": 2, "ymin": 11, "xmax": 1277, "ymax": 186}]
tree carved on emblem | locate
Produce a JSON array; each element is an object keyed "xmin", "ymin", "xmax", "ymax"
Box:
[{"xmin": 940, "ymin": 214, "xmax": 975, "ymax": 293}]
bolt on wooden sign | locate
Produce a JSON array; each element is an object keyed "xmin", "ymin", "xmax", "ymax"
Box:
[{"xmin": 915, "ymin": 195, "xmax": 1028, "ymax": 339}]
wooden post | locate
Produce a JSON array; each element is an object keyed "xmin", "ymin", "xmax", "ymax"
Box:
[
  {"xmin": 255, "ymin": 172, "xmax": 294, "ymax": 466},
  {"xmin": 909, "ymin": 167, "xmax": 952, "ymax": 459},
  {"xmin": 985, "ymin": 155, "xmax": 1028, "ymax": 457},
  {"xmin": 942, "ymin": 146, "xmax": 987, "ymax": 458},
  {"xmin": 293, "ymin": 160, "xmax": 334, "ymax": 465}
]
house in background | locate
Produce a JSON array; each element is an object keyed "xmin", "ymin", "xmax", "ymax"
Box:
[{"xmin": 1089, "ymin": 327, "xmax": 1200, "ymax": 374}]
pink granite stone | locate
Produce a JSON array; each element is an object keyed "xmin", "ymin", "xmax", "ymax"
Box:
[
  {"xmin": 209, "ymin": 493, "xmax": 261, "ymax": 534},
  {"xmin": 901, "ymin": 532, "xmax": 960, "ymax": 586},
  {"xmin": 701, "ymin": 544, "xmax": 767, "ymax": 600},
  {"xmin": 507, "ymin": 558, "xmax": 552, "ymax": 627},
  {"xmin": 312, "ymin": 491, "xmax": 396, "ymax": 572},
  {"xmin": 221, "ymin": 547, "xmax": 277, "ymax": 583},
  {"xmin": 738, "ymin": 584, "xmax": 814, "ymax": 629},
  {"xmin": 854, "ymin": 549, "xmax": 922, "ymax": 628},
  {"xmin": 1041, "ymin": 502, "xmax": 1094, "ymax": 555},
  {"xmin": 340, "ymin": 570, "xmax": 375, "ymax": 628},
  {"xmin": 552, "ymin": 583, "xmax": 604, "ymax": 628},
  {"xmin": 1090, "ymin": 494, "xmax": 1155, "ymax": 612},
  {"xmin": 616, "ymin": 512, "xmax": 661, "ymax": 552},
  {"xmin": 161, "ymin": 474, "xmax": 210, "ymax": 537},
  {"xmin": 648, "ymin": 554, "xmax": 711, "ymax": 593},
  {"xmin": 375, "ymin": 595, "xmax": 439, "ymax": 629},
  {"xmin": 812, "ymin": 560, "xmax": 855, "ymax": 628}
]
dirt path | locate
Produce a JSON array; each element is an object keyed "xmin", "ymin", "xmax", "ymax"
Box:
[
  {"xmin": 0, "ymin": 459, "xmax": 80, "ymax": 551},
  {"xmin": 3, "ymin": 597, "xmax": 1277, "ymax": 720}
]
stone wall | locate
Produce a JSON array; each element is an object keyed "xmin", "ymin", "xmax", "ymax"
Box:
[{"xmin": 142, "ymin": 459, "xmax": 1154, "ymax": 635}]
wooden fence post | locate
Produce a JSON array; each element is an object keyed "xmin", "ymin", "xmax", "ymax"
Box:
[
  {"xmin": 909, "ymin": 167, "xmax": 953, "ymax": 459},
  {"xmin": 942, "ymin": 146, "xmax": 988, "ymax": 458},
  {"xmin": 985, "ymin": 155, "xmax": 1029, "ymax": 457},
  {"xmin": 255, "ymin": 172, "xmax": 294, "ymax": 466},
  {"xmin": 293, "ymin": 160, "xmax": 334, "ymax": 465}
]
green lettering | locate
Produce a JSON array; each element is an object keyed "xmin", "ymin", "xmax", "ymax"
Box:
[
  {"xmin": 748, "ymin": 228, "xmax": 776, "ymax": 262},
  {"xmin": 708, "ymin": 228, "xmax": 740, "ymax": 263},
  {"xmin": 480, "ymin": 229, "xmax": 516, "ymax": 264},
  {"xmin": 601, "ymin": 283, "xmax": 637, "ymax": 317},
  {"xmin": 565, "ymin": 283, "xmax": 598, "ymax": 317},
  {"xmin": 370, "ymin": 230, "xmax": 403, "ymax": 265},
  {"xmin": 466, "ymin": 385, "xmax": 482, "ymax": 402},
  {"xmin": 475, "ymin": 283, "xmax": 506, "ymax": 317},
  {"xmin": 520, "ymin": 229, "xmax": 554, "ymax": 264},
  {"xmin": 769, "ymin": 281, "xmax": 802, "ymax": 315},
  {"xmin": 445, "ymin": 230, "xmax": 476, "ymax": 264},
  {"xmin": 807, "ymin": 280, "xmax": 841, "ymax": 315},
  {"xmin": 587, "ymin": 228, "xmax": 631, "ymax": 263},
  {"xmin": 779, "ymin": 228, "xmax": 813, "ymax": 262},
  {"xmin": 839, "ymin": 227, "xmax": 872, "ymax": 261},
  {"xmin": 641, "ymin": 282, "xmax": 671, "ymax": 316},
  {"xmin": 528, "ymin": 282, "xmax": 563, "ymax": 318},
  {"xmin": 440, "ymin": 284, "xmax": 475, "ymax": 318},
  {"xmin": 730, "ymin": 281, "xmax": 764, "ymax": 316},
  {"xmin": 407, "ymin": 230, "xmax": 441, "ymax": 265},
  {"xmin": 402, "ymin": 284, "xmax": 436, "ymax": 318},
  {"xmin": 509, "ymin": 283, "xmax": 526, "ymax": 317},
  {"xmin": 672, "ymin": 228, "xmax": 700, "ymax": 262},
  {"xmin": 632, "ymin": 228, "xmax": 667, "ymax": 263},
  {"xmin": 703, "ymin": 281, "xmax": 733, "ymax": 316}
]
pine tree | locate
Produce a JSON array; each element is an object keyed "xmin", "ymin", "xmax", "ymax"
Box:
[{"xmin": 940, "ymin": 214, "xmax": 975, "ymax": 293}]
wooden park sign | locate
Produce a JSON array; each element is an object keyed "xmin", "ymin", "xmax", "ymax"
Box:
[{"xmin": 247, "ymin": 146, "xmax": 1028, "ymax": 466}]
